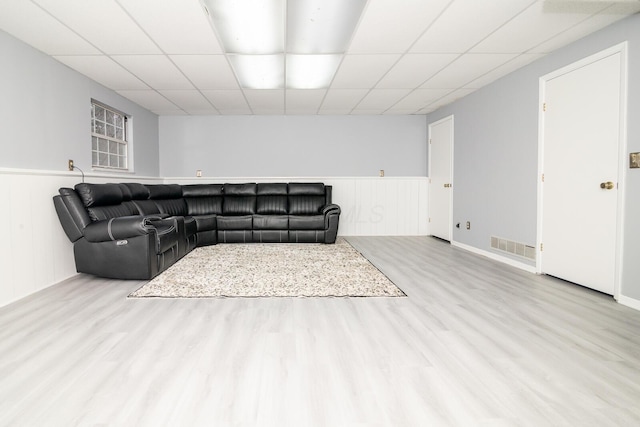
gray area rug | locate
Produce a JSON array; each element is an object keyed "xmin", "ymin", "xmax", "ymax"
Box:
[{"xmin": 129, "ymin": 238, "xmax": 405, "ymax": 298}]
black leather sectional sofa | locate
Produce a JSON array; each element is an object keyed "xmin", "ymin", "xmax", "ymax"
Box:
[{"xmin": 53, "ymin": 182, "xmax": 341, "ymax": 280}]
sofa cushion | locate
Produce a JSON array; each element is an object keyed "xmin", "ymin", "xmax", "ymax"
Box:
[
  {"xmin": 132, "ymin": 199, "xmax": 161, "ymax": 216},
  {"xmin": 257, "ymin": 183, "xmax": 288, "ymax": 195},
  {"xmin": 182, "ymin": 184, "xmax": 224, "ymax": 197},
  {"xmin": 183, "ymin": 184, "xmax": 224, "ymax": 215},
  {"xmin": 288, "ymin": 195, "xmax": 325, "ymax": 215},
  {"xmin": 218, "ymin": 215, "xmax": 252, "ymax": 230},
  {"xmin": 257, "ymin": 195, "xmax": 288, "ymax": 214},
  {"xmin": 186, "ymin": 197, "xmax": 223, "ymax": 215},
  {"xmin": 289, "ymin": 215, "xmax": 325, "ymax": 229},
  {"xmin": 147, "ymin": 184, "xmax": 183, "ymax": 200},
  {"xmin": 192, "ymin": 214, "xmax": 217, "ymax": 232},
  {"xmin": 288, "ymin": 183, "xmax": 325, "ymax": 196},
  {"xmin": 74, "ymin": 183, "xmax": 137, "ymax": 221},
  {"xmin": 121, "ymin": 183, "xmax": 149, "ymax": 200},
  {"xmin": 155, "ymin": 198, "xmax": 188, "ymax": 216},
  {"xmin": 75, "ymin": 183, "xmax": 123, "ymax": 208},
  {"xmin": 224, "ymin": 183, "xmax": 257, "ymax": 196},
  {"xmin": 253, "ymin": 215, "xmax": 288, "ymax": 230},
  {"xmin": 223, "ymin": 196, "xmax": 256, "ymax": 215}
]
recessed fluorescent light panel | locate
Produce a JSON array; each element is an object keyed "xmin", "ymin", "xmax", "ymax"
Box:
[
  {"xmin": 286, "ymin": 54, "xmax": 342, "ymax": 89},
  {"xmin": 204, "ymin": 0, "xmax": 285, "ymax": 54},
  {"xmin": 287, "ymin": 0, "xmax": 368, "ymax": 54},
  {"xmin": 202, "ymin": 0, "xmax": 367, "ymax": 89},
  {"xmin": 228, "ymin": 55, "xmax": 284, "ymax": 89}
]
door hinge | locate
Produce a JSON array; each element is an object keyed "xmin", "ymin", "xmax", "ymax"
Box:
[
  {"xmin": 541, "ymin": 173, "xmax": 545, "ymax": 182},
  {"xmin": 429, "ymin": 217, "xmax": 431, "ymax": 223},
  {"xmin": 540, "ymin": 243, "xmax": 544, "ymax": 251},
  {"xmin": 543, "ymin": 102, "xmax": 547, "ymax": 112},
  {"xmin": 429, "ymin": 139, "xmax": 432, "ymax": 144}
]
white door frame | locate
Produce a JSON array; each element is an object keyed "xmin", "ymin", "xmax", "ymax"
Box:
[
  {"xmin": 536, "ymin": 42, "xmax": 628, "ymax": 300},
  {"xmin": 428, "ymin": 114, "xmax": 454, "ymax": 241}
]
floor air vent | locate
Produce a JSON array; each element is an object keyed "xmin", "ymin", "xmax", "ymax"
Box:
[{"xmin": 490, "ymin": 236, "xmax": 536, "ymax": 261}]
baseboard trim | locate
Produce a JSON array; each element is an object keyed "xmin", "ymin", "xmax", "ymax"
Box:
[
  {"xmin": 617, "ymin": 295, "xmax": 640, "ymax": 312},
  {"xmin": 451, "ymin": 240, "xmax": 537, "ymax": 274}
]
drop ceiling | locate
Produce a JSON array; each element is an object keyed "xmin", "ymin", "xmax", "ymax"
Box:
[{"xmin": 0, "ymin": 0, "xmax": 638, "ymax": 115}]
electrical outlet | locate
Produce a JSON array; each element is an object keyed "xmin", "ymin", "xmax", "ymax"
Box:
[
  {"xmin": 68, "ymin": 159, "xmax": 74, "ymax": 171},
  {"xmin": 379, "ymin": 169, "xmax": 385, "ymax": 177},
  {"xmin": 466, "ymin": 221, "xmax": 471, "ymax": 230},
  {"xmin": 196, "ymin": 169, "xmax": 202, "ymax": 177}
]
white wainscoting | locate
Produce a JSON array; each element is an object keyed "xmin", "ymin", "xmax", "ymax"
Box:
[
  {"xmin": 0, "ymin": 171, "xmax": 428, "ymax": 307},
  {"xmin": 0, "ymin": 168, "xmax": 162, "ymax": 308},
  {"xmin": 167, "ymin": 177, "xmax": 430, "ymax": 236}
]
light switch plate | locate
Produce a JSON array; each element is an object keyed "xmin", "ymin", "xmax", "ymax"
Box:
[{"xmin": 631, "ymin": 152, "xmax": 640, "ymax": 169}]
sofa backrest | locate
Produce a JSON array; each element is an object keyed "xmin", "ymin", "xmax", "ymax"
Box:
[
  {"xmin": 223, "ymin": 183, "xmax": 256, "ymax": 215},
  {"xmin": 147, "ymin": 184, "xmax": 188, "ymax": 216},
  {"xmin": 288, "ymin": 183, "xmax": 327, "ymax": 215},
  {"xmin": 75, "ymin": 183, "xmax": 136, "ymax": 221},
  {"xmin": 182, "ymin": 184, "xmax": 224, "ymax": 215},
  {"xmin": 256, "ymin": 183, "xmax": 288, "ymax": 215}
]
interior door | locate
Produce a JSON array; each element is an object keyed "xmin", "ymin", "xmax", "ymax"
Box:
[
  {"xmin": 428, "ymin": 115, "xmax": 453, "ymax": 241},
  {"xmin": 541, "ymin": 50, "xmax": 622, "ymax": 295}
]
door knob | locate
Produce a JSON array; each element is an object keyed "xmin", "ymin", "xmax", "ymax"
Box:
[{"xmin": 600, "ymin": 181, "xmax": 615, "ymax": 190}]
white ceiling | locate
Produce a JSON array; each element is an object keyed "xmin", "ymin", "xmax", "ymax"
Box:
[{"xmin": 1, "ymin": 0, "xmax": 638, "ymax": 115}]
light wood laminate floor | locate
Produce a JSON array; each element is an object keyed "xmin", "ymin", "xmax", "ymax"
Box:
[{"xmin": 1, "ymin": 236, "xmax": 640, "ymax": 427}]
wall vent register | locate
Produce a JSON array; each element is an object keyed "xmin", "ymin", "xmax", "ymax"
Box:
[{"xmin": 491, "ymin": 236, "xmax": 536, "ymax": 261}]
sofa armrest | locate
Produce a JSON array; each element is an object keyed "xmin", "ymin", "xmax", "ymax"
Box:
[
  {"xmin": 83, "ymin": 216, "xmax": 175, "ymax": 242},
  {"xmin": 322, "ymin": 204, "xmax": 341, "ymax": 215}
]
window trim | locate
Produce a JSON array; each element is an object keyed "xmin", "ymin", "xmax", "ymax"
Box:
[{"xmin": 91, "ymin": 99, "xmax": 130, "ymax": 171}]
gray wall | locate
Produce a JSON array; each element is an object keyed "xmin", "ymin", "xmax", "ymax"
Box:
[
  {"xmin": 0, "ymin": 30, "xmax": 160, "ymax": 176},
  {"xmin": 426, "ymin": 14, "xmax": 640, "ymax": 300},
  {"xmin": 159, "ymin": 115, "xmax": 427, "ymax": 177}
]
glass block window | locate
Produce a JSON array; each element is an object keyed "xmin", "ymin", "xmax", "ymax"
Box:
[{"xmin": 91, "ymin": 100, "xmax": 128, "ymax": 170}]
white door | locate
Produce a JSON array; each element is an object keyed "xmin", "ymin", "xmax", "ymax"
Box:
[
  {"xmin": 540, "ymin": 49, "xmax": 624, "ymax": 295},
  {"xmin": 429, "ymin": 116, "xmax": 454, "ymax": 241}
]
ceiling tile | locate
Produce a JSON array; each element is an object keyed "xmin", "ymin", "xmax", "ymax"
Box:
[
  {"xmin": 355, "ymin": 89, "xmax": 411, "ymax": 110},
  {"xmin": 470, "ymin": 0, "xmax": 608, "ymax": 54},
  {"xmin": 421, "ymin": 53, "xmax": 517, "ymax": 89},
  {"xmin": 531, "ymin": 10, "xmax": 636, "ymax": 54},
  {"xmin": 54, "ymin": 55, "xmax": 148, "ymax": 90},
  {"xmin": 0, "ymin": 0, "xmax": 100, "ymax": 55},
  {"xmin": 116, "ymin": 90, "xmax": 179, "ymax": 112},
  {"xmin": 330, "ymin": 54, "xmax": 400, "ymax": 88},
  {"xmin": 320, "ymin": 89, "xmax": 369, "ymax": 111},
  {"xmin": 184, "ymin": 109, "xmax": 219, "ymax": 115},
  {"xmin": 158, "ymin": 90, "xmax": 215, "ymax": 111},
  {"xmin": 112, "ymin": 55, "xmax": 194, "ymax": 90},
  {"xmin": 33, "ymin": 0, "xmax": 161, "ymax": 54},
  {"xmin": 348, "ymin": 0, "xmax": 452, "ymax": 53},
  {"xmin": 350, "ymin": 109, "xmax": 387, "ymax": 115},
  {"xmin": 286, "ymin": 90, "xmax": 326, "ymax": 114},
  {"xmin": 383, "ymin": 109, "xmax": 419, "ymax": 115},
  {"xmin": 376, "ymin": 54, "xmax": 458, "ymax": 89},
  {"xmin": 202, "ymin": 90, "xmax": 249, "ymax": 111},
  {"xmin": 466, "ymin": 53, "xmax": 545, "ymax": 88},
  {"xmin": 117, "ymin": 0, "xmax": 223, "ymax": 54},
  {"xmin": 410, "ymin": 0, "xmax": 535, "ymax": 53},
  {"xmin": 421, "ymin": 88, "xmax": 476, "ymax": 111},
  {"xmin": 170, "ymin": 55, "xmax": 239, "ymax": 89},
  {"xmin": 243, "ymin": 90, "xmax": 285, "ymax": 113},
  {"xmin": 151, "ymin": 109, "xmax": 188, "ymax": 116},
  {"xmin": 389, "ymin": 89, "xmax": 453, "ymax": 111}
]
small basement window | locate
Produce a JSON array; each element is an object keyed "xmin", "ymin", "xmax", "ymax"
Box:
[{"xmin": 91, "ymin": 100, "xmax": 129, "ymax": 170}]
